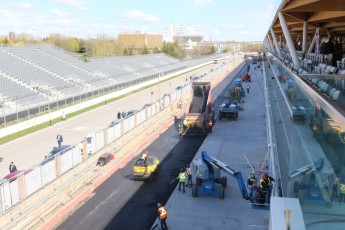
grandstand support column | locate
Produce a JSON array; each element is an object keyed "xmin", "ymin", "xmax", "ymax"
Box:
[
  {"xmin": 307, "ymin": 34, "xmax": 316, "ymax": 53},
  {"xmin": 270, "ymin": 28, "xmax": 282, "ymax": 58},
  {"xmin": 267, "ymin": 35, "xmax": 275, "ymax": 54},
  {"xmin": 265, "ymin": 37, "xmax": 273, "ymax": 52},
  {"xmin": 278, "ymin": 11, "xmax": 300, "ymax": 68},
  {"xmin": 302, "ymin": 21, "xmax": 308, "ymax": 53}
]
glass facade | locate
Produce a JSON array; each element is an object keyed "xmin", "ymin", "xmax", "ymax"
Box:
[{"xmin": 266, "ymin": 55, "xmax": 345, "ymax": 229}]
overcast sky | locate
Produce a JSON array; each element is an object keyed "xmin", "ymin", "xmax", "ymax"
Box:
[{"xmin": 0, "ymin": 0, "xmax": 281, "ymax": 42}]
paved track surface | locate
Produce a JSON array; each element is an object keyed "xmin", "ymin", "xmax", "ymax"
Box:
[
  {"xmin": 56, "ymin": 124, "xmax": 206, "ymax": 230},
  {"xmin": 56, "ymin": 61, "xmax": 245, "ymax": 230},
  {"xmin": 0, "ymin": 62, "xmax": 220, "ymax": 176}
]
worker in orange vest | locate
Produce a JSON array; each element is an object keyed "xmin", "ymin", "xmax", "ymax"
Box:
[{"xmin": 157, "ymin": 203, "xmax": 168, "ymax": 230}]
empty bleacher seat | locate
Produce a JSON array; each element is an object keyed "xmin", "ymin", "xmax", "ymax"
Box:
[
  {"xmin": 332, "ymin": 90, "xmax": 341, "ymax": 101},
  {"xmin": 328, "ymin": 88, "xmax": 336, "ymax": 98}
]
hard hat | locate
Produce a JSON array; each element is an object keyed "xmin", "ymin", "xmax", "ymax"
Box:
[
  {"xmin": 262, "ymin": 174, "xmax": 268, "ymax": 179},
  {"xmin": 157, "ymin": 203, "xmax": 162, "ymax": 207}
]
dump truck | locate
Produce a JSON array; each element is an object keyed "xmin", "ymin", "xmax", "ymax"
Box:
[
  {"xmin": 183, "ymin": 82, "xmax": 214, "ymax": 135},
  {"xmin": 132, "ymin": 155, "xmax": 160, "ymax": 180}
]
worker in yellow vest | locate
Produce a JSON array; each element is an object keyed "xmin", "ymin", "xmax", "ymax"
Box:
[
  {"xmin": 182, "ymin": 119, "xmax": 188, "ymax": 133},
  {"xmin": 338, "ymin": 181, "xmax": 345, "ymax": 203},
  {"xmin": 177, "ymin": 168, "xmax": 187, "ymax": 193}
]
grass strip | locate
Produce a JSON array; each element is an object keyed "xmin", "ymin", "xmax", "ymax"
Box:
[{"xmin": 0, "ymin": 66, "xmax": 204, "ymax": 145}]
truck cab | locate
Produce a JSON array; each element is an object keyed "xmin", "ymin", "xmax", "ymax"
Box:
[{"xmin": 219, "ymin": 100, "xmax": 240, "ymax": 120}]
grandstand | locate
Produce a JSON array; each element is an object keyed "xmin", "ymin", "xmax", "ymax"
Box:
[
  {"xmin": 0, "ymin": 45, "xmax": 187, "ymax": 123},
  {"xmin": 273, "ymin": 46, "xmax": 345, "ymax": 109}
]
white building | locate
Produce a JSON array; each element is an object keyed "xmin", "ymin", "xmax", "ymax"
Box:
[{"xmin": 164, "ymin": 25, "xmax": 203, "ymax": 44}]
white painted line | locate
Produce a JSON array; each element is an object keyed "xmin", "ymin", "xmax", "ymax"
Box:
[{"xmin": 247, "ymin": 224, "xmax": 269, "ymax": 228}]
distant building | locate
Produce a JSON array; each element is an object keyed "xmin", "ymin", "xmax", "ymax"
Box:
[
  {"xmin": 117, "ymin": 33, "xmax": 163, "ymax": 49},
  {"xmin": 165, "ymin": 25, "xmax": 203, "ymax": 45},
  {"xmin": 213, "ymin": 42, "xmax": 225, "ymax": 53},
  {"xmin": 8, "ymin": 32, "xmax": 15, "ymax": 41}
]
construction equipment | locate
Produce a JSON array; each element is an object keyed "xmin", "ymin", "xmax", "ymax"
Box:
[
  {"xmin": 132, "ymin": 155, "xmax": 160, "ymax": 180},
  {"xmin": 192, "ymin": 151, "xmax": 269, "ymax": 209},
  {"xmin": 228, "ymin": 79, "xmax": 245, "ymax": 101},
  {"xmin": 218, "ymin": 99, "xmax": 241, "ymax": 120},
  {"xmin": 241, "ymin": 64, "xmax": 251, "ymax": 82},
  {"xmin": 287, "ymin": 80, "xmax": 296, "ymax": 104},
  {"xmin": 278, "ymin": 75, "xmax": 286, "ymax": 83},
  {"xmin": 289, "ymin": 158, "xmax": 324, "ymax": 180},
  {"xmin": 183, "ymin": 82, "xmax": 214, "ymax": 135},
  {"xmin": 292, "ymin": 105, "xmax": 306, "ymax": 124},
  {"xmin": 291, "ymin": 158, "xmax": 333, "ymax": 206},
  {"xmin": 311, "ymin": 107, "xmax": 345, "ymax": 144}
]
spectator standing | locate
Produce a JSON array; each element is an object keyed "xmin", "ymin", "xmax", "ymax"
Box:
[
  {"xmin": 324, "ymin": 37, "xmax": 335, "ymax": 65},
  {"xmin": 333, "ymin": 39, "xmax": 342, "ymax": 66},
  {"xmin": 122, "ymin": 111, "xmax": 126, "ymax": 118},
  {"xmin": 56, "ymin": 134, "xmax": 63, "ymax": 147},
  {"xmin": 117, "ymin": 111, "xmax": 121, "ymax": 119},
  {"xmin": 9, "ymin": 162, "xmax": 17, "ymax": 173}
]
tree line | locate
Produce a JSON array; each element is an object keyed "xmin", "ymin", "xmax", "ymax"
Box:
[{"xmin": 0, "ymin": 33, "xmax": 262, "ymax": 60}]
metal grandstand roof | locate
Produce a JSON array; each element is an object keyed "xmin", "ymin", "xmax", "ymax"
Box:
[{"xmin": 268, "ymin": 0, "xmax": 345, "ymax": 39}]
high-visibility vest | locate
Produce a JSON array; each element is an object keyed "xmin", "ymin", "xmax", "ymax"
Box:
[
  {"xmin": 178, "ymin": 172, "xmax": 186, "ymax": 182},
  {"xmin": 339, "ymin": 184, "xmax": 345, "ymax": 195},
  {"xmin": 158, "ymin": 206, "xmax": 168, "ymax": 219},
  {"xmin": 260, "ymin": 178, "xmax": 271, "ymax": 189},
  {"xmin": 248, "ymin": 178, "xmax": 256, "ymax": 185}
]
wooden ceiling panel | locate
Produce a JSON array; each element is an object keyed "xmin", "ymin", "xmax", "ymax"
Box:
[
  {"xmin": 307, "ymin": 11, "xmax": 345, "ymax": 22},
  {"xmin": 284, "ymin": 0, "xmax": 345, "ymax": 12},
  {"xmin": 266, "ymin": 0, "xmax": 345, "ymax": 42}
]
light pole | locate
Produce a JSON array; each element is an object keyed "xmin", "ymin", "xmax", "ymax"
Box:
[
  {"xmin": 47, "ymin": 97, "xmax": 52, "ymax": 126},
  {"xmin": 158, "ymin": 73, "xmax": 161, "ymax": 101},
  {"xmin": 1, "ymin": 100, "xmax": 6, "ymax": 127}
]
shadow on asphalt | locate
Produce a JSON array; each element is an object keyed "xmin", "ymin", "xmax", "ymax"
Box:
[{"xmin": 105, "ymin": 135, "xmax": 206, "ymax": 230}]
